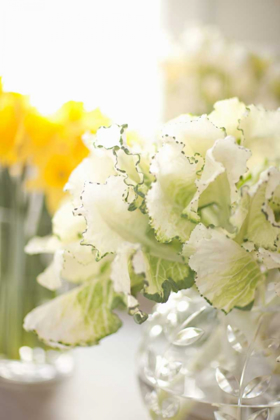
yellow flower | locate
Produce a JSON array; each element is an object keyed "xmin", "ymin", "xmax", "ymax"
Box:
[
  {"xmin": 54, "ymin": 101, "xmax": 85, "ymax": 123},
  {"xmin": 53, "ymin": 102, "xmax": 111, "ymax": 140},
  {"xmin": 25, "ymin": 111, "xmax": 61, "ymax": 148},
  {"xmin": 0, "ymin": 85, "xmax": 111, "ymax": 213},
  {"xmin": 42, "ymin": 147, "xmax": 89, "ymax": 213},
  {"xmin": 23, "ymin": 110, "xmax": 63, "ymax": 168},
  {"xmin": 84, "ymin": 108, "xmax": 111, "ymax": 133},
  {"xmin": 0, "ymin": 91, "xmax": 29, "ymax": 166},
  {"xmin": 43, "ymin": 154, "xmax": 74, "ymax": 189},
  {"xmin": 45, "ymin": 187, "xmax": 68, "ymax": 215}
]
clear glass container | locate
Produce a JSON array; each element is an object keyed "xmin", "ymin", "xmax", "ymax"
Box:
[
  {"xmin": 0, "ymin": 167, "xmax": 73, "ymax": 384},
  {"xmin": 137, "ymin": 289, "xmax": 280, "ymax": 420}
]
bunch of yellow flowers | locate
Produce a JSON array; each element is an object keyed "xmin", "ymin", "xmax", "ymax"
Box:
[{"xmin": 0, "ymin": 78, "xmax": 111, "ymax": 213}]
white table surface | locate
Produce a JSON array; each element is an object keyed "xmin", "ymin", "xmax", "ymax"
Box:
[{"xmin": 0, "ymin": 315, "xmax": 150, "ymax": 420}]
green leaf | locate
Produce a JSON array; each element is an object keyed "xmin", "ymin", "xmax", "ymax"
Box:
[
  {"xmin": 110, "ymin": 243, "xmax": 148, "ymax": 322},
  {"xmin": 134, "ymin": 251, "xmax": 194, "ymax": 303},
  {"xmin": 235, "ymin": 300, "xmax": 255, "ymax": 311},
  {"xmin": 24, "ymin": 277, "xmax": 123, "ymax": 347}
]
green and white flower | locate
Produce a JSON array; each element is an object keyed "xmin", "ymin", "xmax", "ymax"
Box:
[{"xmin": 24, "ymin": 98, "xmax": 280, "ymax": 347}]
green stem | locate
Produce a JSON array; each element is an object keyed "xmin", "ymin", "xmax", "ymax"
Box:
[{"xmin": 0, "ymin": 168, "xmax": 53, "ymax": 360}]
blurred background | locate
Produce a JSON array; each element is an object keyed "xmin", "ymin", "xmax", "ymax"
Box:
[{"xmin": 0, "ymin": 0, "xmax": 280, "ymax": 419}]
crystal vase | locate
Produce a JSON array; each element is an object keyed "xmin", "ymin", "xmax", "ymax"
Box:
[
  {"xmin": 137, "ymin": 289, "xmax": 280, "ymax": 420},
  {"xmin": 0, "ymin": 167, "xmax": 73, "ymax": 384}
]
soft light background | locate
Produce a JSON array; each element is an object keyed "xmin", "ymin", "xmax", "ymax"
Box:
[
  {"xmin": 0, "ymin": 1, "xmax": 161, "ymax": 419},
  {"xmin": 0, "ymin": 0, "xmax": 162, "ymax": 135},
  {"xmin": 163, "ymin": 0, "xmax": 280, "ymax": 52},
  {"xmin": 1, "ymin": 1, "xmax": 280, "ymax": 419}
]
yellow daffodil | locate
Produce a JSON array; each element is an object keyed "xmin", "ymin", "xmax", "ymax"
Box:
[
  {"xmin": 0, "ymin": 91, "xmax": 29, "ymax": 165},
  {"xmin": 0, "ymin": 83, "xmax": 111, "ymax": 214},
  {"xmin": 84, "ymin": 108, "xmax": 111, "ymax": 133}
]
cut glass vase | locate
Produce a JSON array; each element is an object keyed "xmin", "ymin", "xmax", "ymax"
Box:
[{"xmin": 137, "ymin": 289, "xmax": 280, "ymax": 420}]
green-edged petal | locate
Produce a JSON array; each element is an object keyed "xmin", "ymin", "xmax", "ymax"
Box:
[
  {"xmin": 24, "ymin": 278, "xmax": 123, "ymax": 347},
  {"xmin": 186, "ymin": 136, "xmax": 250, "ymax": 227},
  {"xmin": 111, "ymin": 243, "xmax": 139, "ymax": 295},
  {"xmin": 115, "ymin": 148, "xmax": 143, "ymax": 187},
  {"xmin": 89, "ymin": 125, "xmax": 146, "ymax": 207},
  {"xmin": 65, "ymin": 149, "xmax": 116, "ymax": 206},
  {"xmin": 110, "ymin": 243, "xmax": 147, "ymax": 323},
  {"xmin": 79, "ymin": 176, "xmax": 149, "ymax": 257},
  {"xmin": 230, "ymin": 187, "xmax": 250, "ymax": 241},
  {"xmin": 114, "ymin": 147, "xmax": 145, "ymax": 207},
  {"xmin": 209, "ymin": 98, "xmax": 246, "ymax": 139},
  {"xmin": 182, "ymin": 223, "xmax": 211, "ymax": 259},
  {"xmin": 239, "ymin": 105, "xmax": 280, "ymax": 168},
  {"xmin": 146, "ymin": 142, "xmax": 198, "ymax": 242},
  {"xmin": 162, "ymin": 114, "xmax": 225, "ymax": 157},
  {"xmin": 245, "ymin": 167, "xmax": 280, "ymax": 249},
  {"xmin": 53, "ymin": 200, "xmax": 86, "ymax": 244},
  {"xmin": 95, "ymin": 124, "xmax": 124, "ymax": 148},
  {"xmin": 61, "ymin": 247, "xmax": 111, "ymax": 283},
  {"xmin": 209, "ymin": 136, "xmax": 251, "ymax": 203},
  {"xmin": 188, "ymin": 228, "xmax": 264, "ymax": 312},
  {"xmin": 37, "ymin": 245, "xmax": 111, "ymax": 290}
]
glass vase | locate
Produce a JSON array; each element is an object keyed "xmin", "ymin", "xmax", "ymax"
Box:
[
  {"xmin": 137, "ymin": 289, "xmax": 280, "ymax": 420},
  {"xmin": 0, "ymin": 167, "xmax": 73, "ymax": 384}
]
